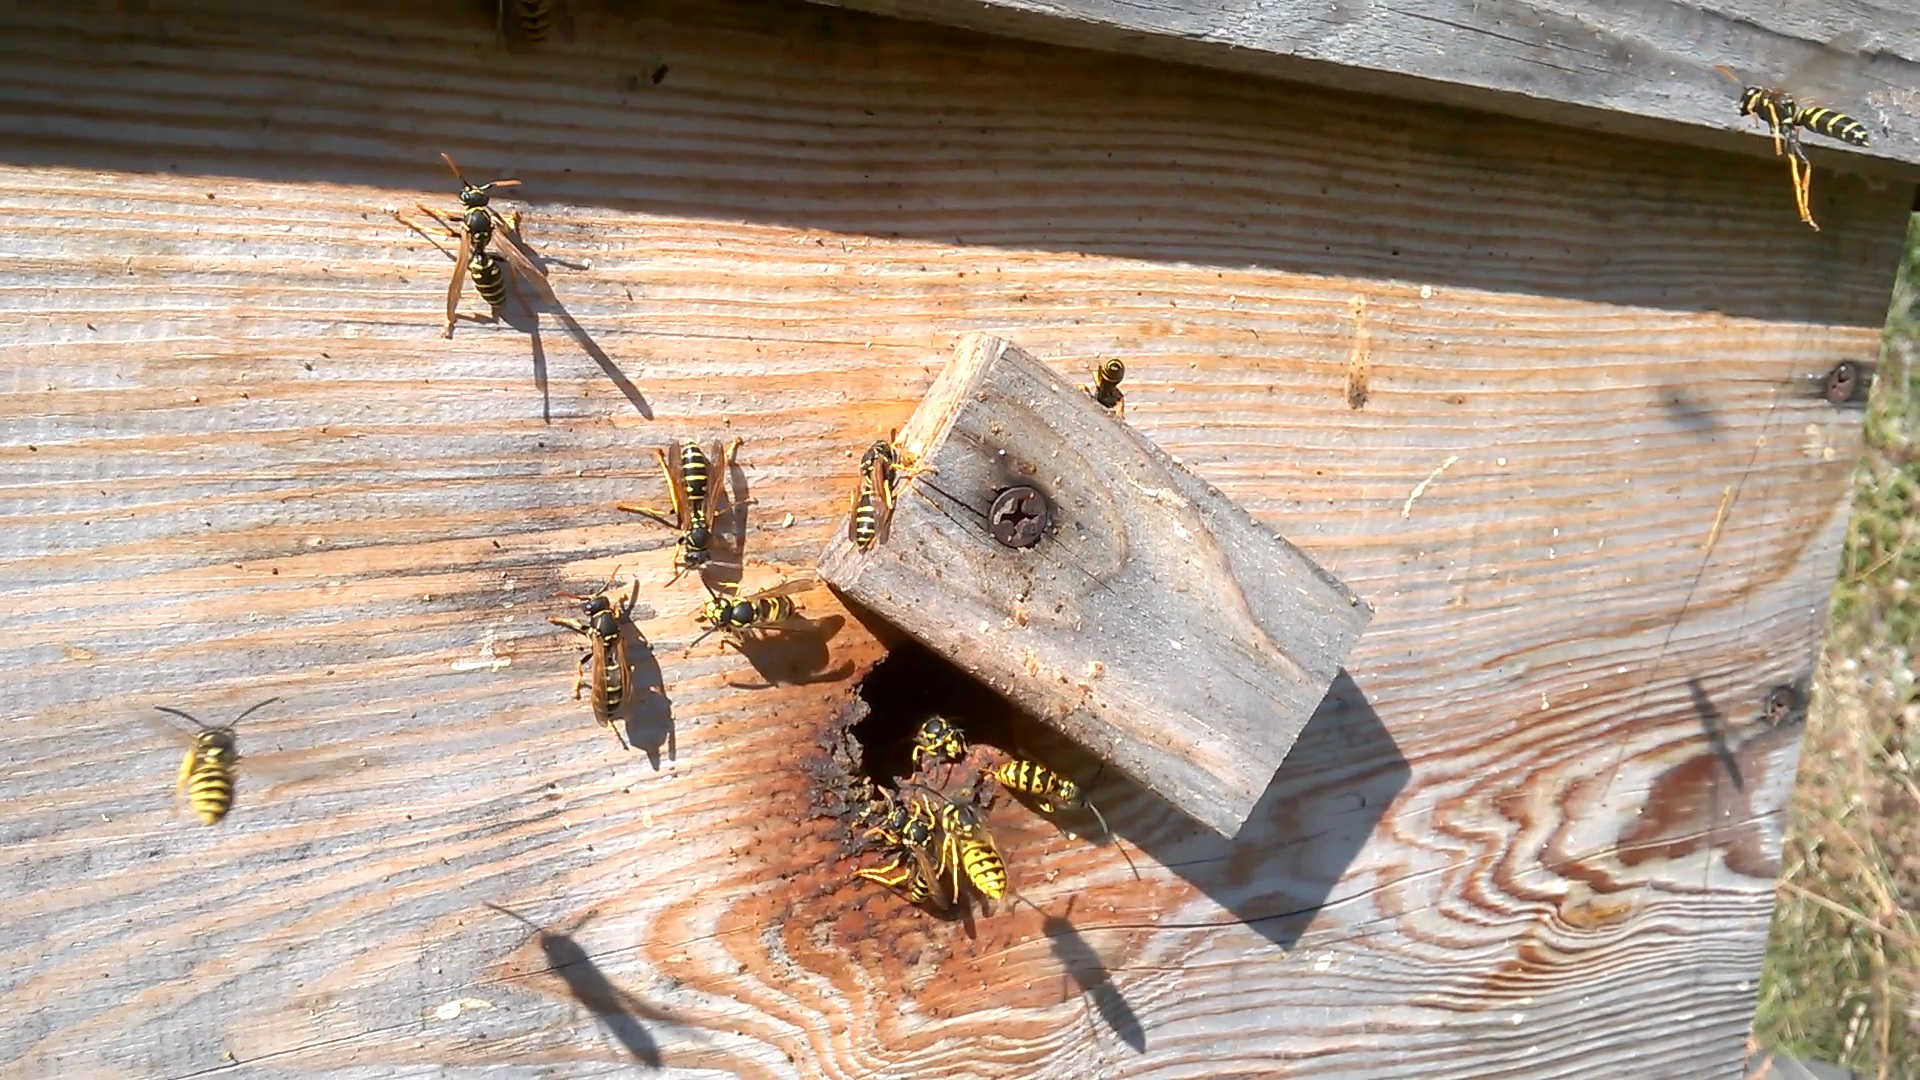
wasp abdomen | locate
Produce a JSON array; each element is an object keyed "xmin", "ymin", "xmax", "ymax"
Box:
[{"xmin": 1796, "ymin": 106, "xmax": 1871, "ymax": 146}]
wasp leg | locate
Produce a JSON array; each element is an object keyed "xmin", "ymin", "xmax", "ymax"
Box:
[
  {"xmin": 615, "ymin": 446, "xmax": 685, "ymax": 527},
  {"xmin": 572, "ymin": 653, "xmax": 592, "ymax": 700},
  {"xmin": 1789, "ymin": 145, "xmax": 1819, "ymax": 231}
]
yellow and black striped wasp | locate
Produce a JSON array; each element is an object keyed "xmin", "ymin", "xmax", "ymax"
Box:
[
  {"xmin": 400, "ymin": 153, "xmax": 556, "ymax": 336},
  {"xmin": 1714, "ymin": 47, "xmax": 1872, "ymax": 230},
  {"xmin": 934, "ymin": 795, "xmax": 1011, "ymax": 906},
  {"xmin": 991, "ymin": 758, "xmax": 1110, "ymax": 837},
  {"xmin": 847, "ymin": 431, "xmax": 932, "ymax": 552},
  {"xmin": 1087, "ymin": 358, "xmax": 1125, "ymax": 416},
  {"xmin": 152, "ymin": 698, "xmax": 282, "ymax": 825},
  {"xmin": 690, "ymin": 576, "xmax": 810, "ymax": 650},
  {"xmin": 547, "ymin": 570, "xmax": 640, "ymax": 750},
  {"xmin": 619, "ymin": 439, "xmax": 743, "ymax": 583},
  {"xmin": 910, "ymin": 716, "xmax": 968, "ymax": 768},
  {"xmin": 497, "ymin": 0, "xmax": 572, "ymax": 49},
  {"xmin": 854, "ymin": 787, "xmax": 952, "ymax": 909}
]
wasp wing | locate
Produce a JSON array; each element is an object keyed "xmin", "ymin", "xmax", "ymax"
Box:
[
  {"xmin": 735, "ymin": 575, "xmax": 820, "ymax": 604},
  {"xmin": 487, "ymin": 213, "xmax": 559, "ymax": 309},
  {"xmin": 446, "ymin": 224, "xmax": 473, "ymax": 337},
  {"xmin": 1784, "ymin": 29, "xmax": 1868, "ymax": 103}
]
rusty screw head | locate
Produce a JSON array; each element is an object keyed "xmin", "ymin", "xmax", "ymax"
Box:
[
  {"xmin": 1763, "ymin": 684, "xmax": 1800, "ymax": 727},
  {"xmin": 988, "ymin": 486, "xmax": 1050, "ymax": 548},
  {"xmin": 1825, "ymin": 361, "xmax": 1859, "ymax": 405}
]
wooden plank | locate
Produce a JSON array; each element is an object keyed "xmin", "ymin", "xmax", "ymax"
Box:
[
  {"xmin": 0, "ymin": 0, "xmax": 1908, "ymax": 1076},
  {"xmin": 817, "ymin": 334, "xmax": 1371, "ymax": 837},
  {"xmin": 814, "ymin": 0, "xmax": 1920, "ymax": 177}
]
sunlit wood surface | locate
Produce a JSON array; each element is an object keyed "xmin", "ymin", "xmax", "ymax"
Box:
[{"xmin": 0, "ymin": 0, "xmax": 1908, "ymax": 1076}]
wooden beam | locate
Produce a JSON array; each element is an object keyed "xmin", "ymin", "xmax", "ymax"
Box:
[
  {"xmin": 0, "ymin": 0, "xmax": 1907, "ymax": 1075},
  {"xmin": 817, "ymin": 335, "xmax": 1371, "ymax": 837},
  {"xmin": 812, "ymin": 0, "xmax": 1920, "ymax": 177}
]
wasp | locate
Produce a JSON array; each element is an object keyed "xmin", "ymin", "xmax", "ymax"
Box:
[
  {"xmin": 547, "ymin": 571, "xmax": 639, "ymax": 749},
  {"xmin": 1087, "ymin": 358, "xmax": 1125, "ymax": 415},
  {"xmin": 1715, "ymin": 66, "xmax": 1872, "ymax": 230},
  {"xmin": 497, "ymin": 0, "xmax": 572, "ymax": 49},
  {"xmin": 618, "ymin": 439, "xmax": 743, "ymax": 582},
  {"xmin": 153, "ymin": 698, "xmax": 281, "ymax": 825},
  {"xmin": 910, "ymin": 716, "xmax": 968, "ymax": 768},
  {"xmin": 691, "ymin": 577, "xmax": 809, "ymax": 649},
  {"xmin": 991, "ymin": 759, "xmax": 1110, "ymax": 837},
  {"xmin": 847, "ymin": 431, "xmax": 931, "ymax": 551},
  {"xmin": 908, "ymin": 792, "xmax": 1008, "ymax": 903},
  {"xmin": 855, "ymin": 789, "xmax": 951, "ymax": 909},
  {"xmin": 401, "ymin": 153, "xmax": 555, "ymax": 336}
]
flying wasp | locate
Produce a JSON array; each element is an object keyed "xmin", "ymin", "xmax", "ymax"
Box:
[
  {"xmin": 153, "ymin": 698, "xmax": 282, "ymax": 825},
  {"xmin": 910, "ymin": 716, "xmax": 968, "ymax": 768},
  {"xmin": 1087, "ymin": 358, "xmax": 1125, "ymax": 416},
  {"xmin": 848, "ymin": 431, "xmax": 931, "ymax": 551},
  {"xmin": 548, "ymin": 571, "xmax": 640, "ymax": 750},
  {"xmin": 691, "ymin": 577, "xmax": 810, "ymax": 649},
  {"xmin": 991, "ymin": 759, "xmax": 1110, "ymax": 837},
  {"xmin": 401, "ymin": 153, "xmax": 556, "ymax": 336},
  {"xmin": 498, "ymin": 0, "xmax": 571, "ymax": 48},
  {"xmin": 618, "ymin": 438, "xmax": 743, "ymax": 583},
  {"xmin": 1715, "ymin": 62, "xmax": 1872, "ymax": 230}
]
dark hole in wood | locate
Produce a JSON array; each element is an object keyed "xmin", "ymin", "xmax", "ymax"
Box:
[{"xmin": 848, "ymin": 640, "xmax": 1037, "ymax": 793}]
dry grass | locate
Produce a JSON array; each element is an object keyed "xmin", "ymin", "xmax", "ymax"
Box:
[{"xmin": 1755, "ymin": 213, "xmax": 1920, "ymax": 1078}]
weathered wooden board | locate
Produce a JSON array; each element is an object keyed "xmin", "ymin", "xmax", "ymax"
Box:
[
  {"xmin": 817, "ymin": 334, "xmax": 1371, "ymax": 837},
  {"xmin": 0, "ymin": 0, "xmax": 1907, "ymax": 1077},
  {"xmin": 813, "ymin": 0, "xmax": 1920, "ymax": 178}
]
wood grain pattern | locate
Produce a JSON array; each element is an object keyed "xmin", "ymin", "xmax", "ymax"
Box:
[
  {"xmin": 816, "ymin": 334, "xmax": 1371, "ymax": 837},
  {"xmin": 0, "ymin": 0, "xmax": 1908, "ymax": 1076},
  {"xmin": 814, "ymin": 0, "xmax": 1920, "ymax": 177}
]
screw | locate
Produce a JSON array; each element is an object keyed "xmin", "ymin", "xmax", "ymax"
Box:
[
  {"xmin": 1825, "ymin": 361, "xmax": 1859, "ymax": 405},
  {"xmin": 988, "ymin": 486, "xmax": 1050, "ymax": 548},
  {"xmin": 1762, "ymin": 685, "xmax": 1800, "ymax": 727}
]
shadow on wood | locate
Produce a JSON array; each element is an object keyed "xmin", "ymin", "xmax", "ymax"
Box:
[
  {"xmin": 847, "ymin": 644, "xmax": 1405, "ymax": 951},
  {"xmin": 483, "ymin": 902, "xmax": 667, "ymax": 1067},
  {"xmin": 697, "ymin": 440, "xmax": 754, "ymax": 595},
  {"xmin": 1041, "ymin": 896, "xmax": 1147, "ymax": 1054},
  {"xmin": 1112, "ymin": 669, "xmax": 1407, "ymax": 951},
  {"xmin": 619, "ymin": 619, "xmax": 674, "ymax": 769},
  {"xmin": 721, "ymin": 614, "xmax": 854, "ymax": 688},
  {"xmin": 0, "ymin": 0, "xmax": 1905, "ymax": 329},
  {"xmin": 493, "ymin": 223, "xmax": 651, "ymax": 422},
  {"xmin": 1687, "ymin": 674, "xmax": 1742, "ymax": 793}
]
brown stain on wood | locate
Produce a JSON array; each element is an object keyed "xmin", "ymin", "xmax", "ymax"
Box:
[
  {"xmin": 0, "ymin": 0, "xmax": 1904, "ymax": 1075},
  {"xmin": 1345, "ymin": 294, "xmax": 1371, "ymax": 409}
]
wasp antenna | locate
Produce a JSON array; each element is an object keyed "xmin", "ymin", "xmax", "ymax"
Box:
[
  {"xmin": 1083, "ymin": 798, "xmax": 1111, "ymax": 840},
  {"xmin": 440, "ymin": 152, "xmax": 464, "ymax": 181},
  {"xmin": 154, "ymin": 705, "xmax": 209, "ymax": 729},
  {"xmin": 231, "ymin": 697, "xmax": 283, "ymax": 725}
]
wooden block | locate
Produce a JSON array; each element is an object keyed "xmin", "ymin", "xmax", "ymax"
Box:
[{"xmin": 816, "ymin": 334, "xmax": 1373, "ymax": 837}]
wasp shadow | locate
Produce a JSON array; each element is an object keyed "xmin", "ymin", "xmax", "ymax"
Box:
[
  {"xmin": 618, "ymin": 619, "xmax": 674, "ymax": 769},
  {"xmin": 1042, "ymin": 897, "xmax": 1146, "ymax": 1053},
  {"xmin": 697, "ymin": 439, "xmax": 755, "ymax": 594},
  {"xmin": 1657, "ymin": 385, "xmax": 1721, "ymax": 435},
  {"xmin": 493, "ymin": 218, "xmax": 652, "ymax": 422},
  {"xmin": 1686, "ymin": 675, "xmax": 1742, "ymax": 792},
  {"xmin": 720, "ymin": 614, "xmax": 853, "ymax": 688},
  {"xmin": 483, "ymin": 902, "xmax": 669, "ymax": 1067}
]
